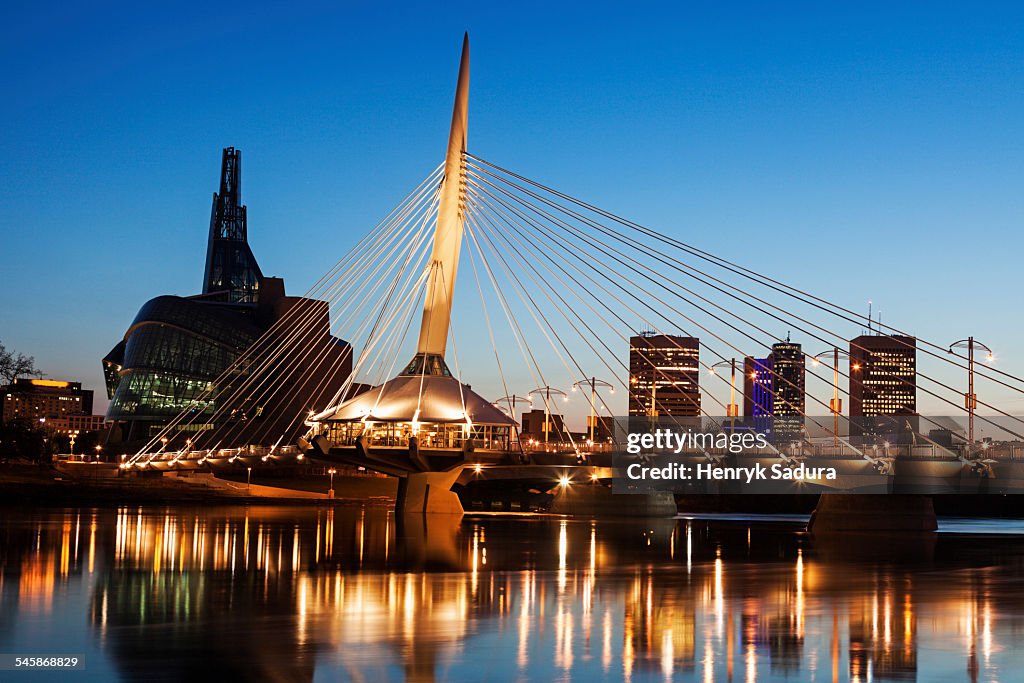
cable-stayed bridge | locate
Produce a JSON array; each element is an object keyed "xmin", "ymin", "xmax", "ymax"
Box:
[{"xmin": 120, "ymin": 36, "xmax": 1024, "ymax": 517}]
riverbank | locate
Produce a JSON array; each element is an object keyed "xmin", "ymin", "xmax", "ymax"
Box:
[
  {"xmin": 6, "ymin": 462, "xmax": 1024, "ymax": 519},
  {"xmin": 0, "ymin": 463, "xmax": 397, "ymax": 507}
]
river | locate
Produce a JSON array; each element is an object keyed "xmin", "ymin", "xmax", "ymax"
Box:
[{"xmin": 0, "ymin": 505, "xmax": 1021, "ymax": 681}]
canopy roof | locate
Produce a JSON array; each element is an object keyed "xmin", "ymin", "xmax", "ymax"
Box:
[{"xmin": 319, "ymin": 373, "xmax": 515, "ymax": 426}]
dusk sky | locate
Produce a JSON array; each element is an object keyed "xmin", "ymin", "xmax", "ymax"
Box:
[{"xmin": 2, "ymin": 1, "xmax": 1022, "ymax": 418}]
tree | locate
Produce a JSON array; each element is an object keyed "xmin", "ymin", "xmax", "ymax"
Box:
[
  {"xmin": 0, "ymin": 418, "xmax": 49, "ymax": 462},
  {"xmin": 0, "ymin": 340, "xmax": 42, "ymax": 385}
]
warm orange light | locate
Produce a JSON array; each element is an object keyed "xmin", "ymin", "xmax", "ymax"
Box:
[{"xmin": 29, "ymin": 379, "xmax": 71, "ymax": 388}]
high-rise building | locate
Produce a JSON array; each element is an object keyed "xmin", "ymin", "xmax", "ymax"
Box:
[
  {"xmin": 770, "ymin": 340, "xmax": 805, "ymax": 439},
  {"xmin": 740, "ymin": 341, "xmax": 806, "ymax": 440},
  {"xmin": 770, "ymin": 340, "xmax": 805, "ymax": 417},
  {"xmin": 849, "ymin": 334, "xmax": 916, "ymax": 419},
  {"xmin": 1, "ymin": 378, "xmax": 94, "ymax": 424},
  {"xmin": 102, "ymin": 148, "xmax": 352, "ymax": 446},
  {"xmin": 743, "ymin": 356, "xmax": 773, "ymax": 418},
  {"xmin": 629, "ymin": 334, "xmax": 700, "ymax": 417}
]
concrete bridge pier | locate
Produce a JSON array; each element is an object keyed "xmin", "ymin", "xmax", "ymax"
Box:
[
  {"xmin": 396, "ymin": 468, "xmax": 465, "ymax": 515},
  {"xmin": 809, "ymin": 494, "xmax": 937, "ymax": 533}
]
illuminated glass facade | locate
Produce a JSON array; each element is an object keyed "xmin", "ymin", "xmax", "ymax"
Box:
[
  {"xmin": 770, "ymin": 341, "xmax": 805, "ymax": 417},
  {"xmin": 628, "ymin": 334, "xmax": 701, "ymax": 417},
  {"xmin": 743, "ymin": 356, "xmax": 774, "ymax": 418},
  {"xmin": 103, "ymin": 295, "xmax": 260, "ymax": 432},
  {"xmin": 741, "ymin": 341, "xmax": 806, "ymax": 440},
  {"xmin": 850, "ymin": 334, "xmax": 917, "ymax": 418}
]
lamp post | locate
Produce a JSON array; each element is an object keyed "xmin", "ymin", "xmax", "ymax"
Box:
[
  {"xmin": 95, "ymin": 445, "xmax": 103, "ymax": 462},
  {"xmin": 247, "ymin": 466, "xmax": 252, "ymax": 490},
  {"xmin": 949, "ymin": 337, "xmax": 994, "ymax": 446},
  {"xmin": 529, "ymin": 386, "xmax": 568, "ymax": 444},
  {"xmin": 494, "ymin": 394, "xmax": 531, "ymax": 450},
  {"xmin": 328, "ymin": 467, "xmax": 337, "ymax": 498},
  {"xmin": 69, "ymin": 430, "xmax": 79, "ymax": 458},
  {"xmin": 709, "ymin": 359, "xmax": 738, "ymax": 432},
  {"xmin": 494, "ymin": 394, "xmax": 531, "ymax": 418},
  {"xmin": 811, "ymin": 348, "xmax": 855, "ymax": 447},
  {"xmin": 572, "ymin": 378, "xmax": 614, "ymax": 444}
]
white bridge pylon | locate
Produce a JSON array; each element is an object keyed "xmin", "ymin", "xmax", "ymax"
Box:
[{"xmin": 417, "ymin": 32, "xmax": 469, "ymax": 357}]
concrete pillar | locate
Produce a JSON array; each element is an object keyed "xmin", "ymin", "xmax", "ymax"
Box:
[{"xmin": 396, "ymin": 468, "xmax": 465, "ymax": 515}]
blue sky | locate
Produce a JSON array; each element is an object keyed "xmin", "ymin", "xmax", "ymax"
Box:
[{"xmin": 1, "ymin": 1, "xmax": 1022, "ymax": 417}]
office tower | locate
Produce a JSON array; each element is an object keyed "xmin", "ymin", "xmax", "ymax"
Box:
[
  {"xmin": 770, "ymin": 339, "xmax": 805, "ymax": 438},
  {"xmin": 629, "ymin": 334, "xmax": 700, "ymax": 417},
  {"xmin": 743, "ymin": 356, "xmax": 774, "ymax": 418},
  {"xmin": 849, "ymin": 335, "xmax": 917, "ymax": 426},
  {"xmin": 770, "ymin": 340, "xmax": 805, "ymax": 416},
  {"xmin": 1, "ymin": 378, "xmax": 94, "ymax": 424}
]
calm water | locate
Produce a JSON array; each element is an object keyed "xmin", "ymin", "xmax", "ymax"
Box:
[{"xmin": 0, "ymin": 506, "xmax": 1022, "ymax": 682}]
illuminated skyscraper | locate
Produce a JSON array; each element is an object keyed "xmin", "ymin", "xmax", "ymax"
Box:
[
  {"xmin": 629, "ymin": 334, "xmax": 700, "ymax": 417},
  {"xmin": 743, "ymin": 356, "xmax": 773, "ymax": 418},
  {"xmin": 770, "ymin": 340, "xmax": 805, "ymax": 417},
  {"xmin": 849, "ymin": 334, "xmax": 917, "ymax": 418},
  {"xmin": 770, "ymin": 339, "xmax": 805, "ymax": 439}
]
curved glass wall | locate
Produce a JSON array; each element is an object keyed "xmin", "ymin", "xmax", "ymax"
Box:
[{"xmin": 106, "ymin": 296, "xmax": 259, "ymax": 426}]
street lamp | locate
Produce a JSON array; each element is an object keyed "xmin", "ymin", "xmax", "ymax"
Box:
[
  {"xmin": 493, "ymin": 394, "xmax": 531, "ymax": 418},
  {"xmin": 949, "ymin": 337, "xmax": 994, "ymax": 446},
  {"xmin": 247, "ymin": 466, "xmax": 252, "ymax": 490},
  {"xmin": 811, "ymin": 348, "xmax": 852, "ymax": 446},
  {"xmin": 328, "ymin": 467, "xmax": 337, "ymax": 498},
  {"xmin": 709, "ymin": 359, "xmax": 739, "ymax": 431},
  {"xmin": 95, "ymin": 445, "xmax": 103, "ymax": 462},
  {"xmin": 494, "ymin": 394, "xmax": 531, "ymax": 452},
  {"xmin": 572, "ymin": 377, "xmax": 614, "ymax": 444},
  {"xmin": 69, "ymin": 430, "xmax": 79, "ymax": 457},
  {"xmin": 529, "ymin": 386, "xmax": 568, "ymax": 444}
]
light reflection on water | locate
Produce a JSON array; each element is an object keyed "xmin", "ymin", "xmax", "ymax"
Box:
[{"xmin": 0, "ymin": 507, "xmax": 1022, "ymax": 681}]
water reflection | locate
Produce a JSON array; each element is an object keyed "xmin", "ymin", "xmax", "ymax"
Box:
[{"xmin": 0, "ymin": 507, "xmax": 1023, "ymax": 681}]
